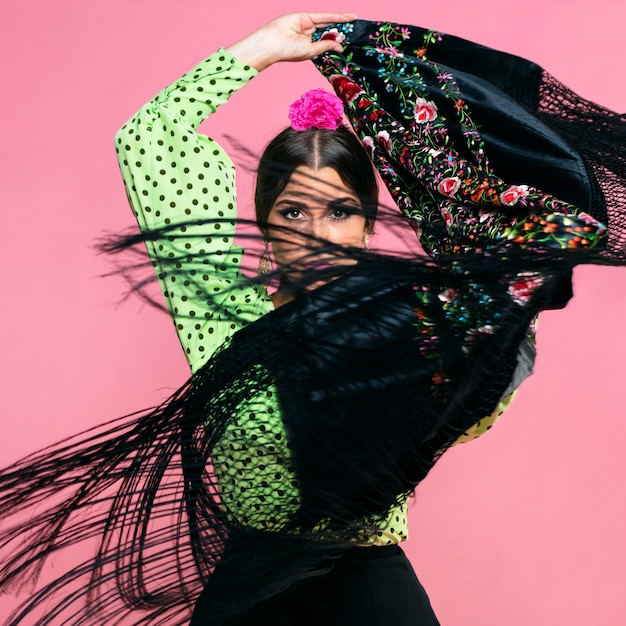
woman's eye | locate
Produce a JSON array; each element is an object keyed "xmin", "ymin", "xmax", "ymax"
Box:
[
  {"xmin": 279, "ymin": 208, "xmax": 303, "ymax": 220},
  {"xmin": 330, "ymin": 206, "xmax": 359, "ymax": 220}
]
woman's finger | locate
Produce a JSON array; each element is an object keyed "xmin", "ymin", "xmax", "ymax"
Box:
[{"xmin": 305, "ymin": 12, "xmax": 357, "ymax": 27}]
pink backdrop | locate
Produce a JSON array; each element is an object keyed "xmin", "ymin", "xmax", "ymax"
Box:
[{"xmin": 2, "ymin": 1, "xmax": 625, "ymax": 623}]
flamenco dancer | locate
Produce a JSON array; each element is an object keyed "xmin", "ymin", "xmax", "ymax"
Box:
[{"xmin": 1, "ymin": 11, "xmax": 624, "ymax": 626}]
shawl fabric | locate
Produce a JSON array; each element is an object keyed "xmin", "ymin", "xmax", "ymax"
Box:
[{"xmin": 314, "ymin": 20, "xmax": 624, "ymax": 261}]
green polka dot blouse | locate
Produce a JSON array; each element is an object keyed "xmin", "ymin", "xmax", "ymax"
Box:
[{"xmin": 115, "ymin": 49, "xmax": 410, "ymax": 545}]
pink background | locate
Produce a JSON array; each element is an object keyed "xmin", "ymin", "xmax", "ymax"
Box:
[{"xmin": 2, "ymin": 1, "xmax": 625, "ymax": 623}]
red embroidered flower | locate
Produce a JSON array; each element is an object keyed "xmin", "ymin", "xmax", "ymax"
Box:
[
  {"xmin": 375, "ymin": 130, "xmax": 391, "ymax": 151},
  {"xmin": 438, "ymin": 288, "xmax": 457, "ymax": 303},
  {"xmin": 288, "ymin": 89, "xmax": 344, "ymax": 131},
  {"xmin": 437, "ymin": 176, "xmax": 461, "ymax": 198},
  {"xmin": 440, "ymin": 206, "xmax": 454, "ymax": 227},
  {"xmin": 415, "ymin": 47, "xmax": 427, "ymax": 58},
  {"xmin": 320, "ymin": 28, "xmax": 346, "ymax": 44},
  {"xmin": 414, "ymin": 97, "xmax": 438, "ymax": 123},
  {"xmin": 500, "ymin": 184, "xmax": 529, "ymax": 206},
  {"xmin": 329, "ymin": 75, "xmax": 364, "ymax": 105},
  {"xmin": 432, "ymin": 372, "xmax": 448, "ymax": 385},
  {"xmin": 508, "ymin": 272, "xmax": 543, "ymax": 304}
]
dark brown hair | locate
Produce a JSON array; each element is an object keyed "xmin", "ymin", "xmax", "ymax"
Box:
[{"xmin": 254, "ymin": 127, "xmax": 378, "ymax": 233}]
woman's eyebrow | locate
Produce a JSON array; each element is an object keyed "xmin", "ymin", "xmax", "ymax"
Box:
[
  {"xmin": 329, "ymin": 197, "xmax": 362, "ymax": 207},
  {"xmin": 274, "ymin": 193, "xmax": 361, "ymax": 207},
  {"xmin": 273, "ymin": 199, "xmax": 308, "ymax": 210}
]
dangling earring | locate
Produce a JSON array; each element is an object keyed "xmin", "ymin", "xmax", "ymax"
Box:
[
  {"xmin": 362, "ymin": 233, "xmax": 370, "ymax": 250},
  {"xmin": 258, "ymin": 239, "xmax": 273, "ymax": 275}
]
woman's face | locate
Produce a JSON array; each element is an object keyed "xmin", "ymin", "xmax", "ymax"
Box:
[{"xmin": 266, "ymin": 166, "xmax": 368, "ymax": 285}]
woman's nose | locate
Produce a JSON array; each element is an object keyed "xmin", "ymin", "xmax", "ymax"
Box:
[{"xmin": 307, "ymin": 217, "xmax": 329, "ymax": 243}]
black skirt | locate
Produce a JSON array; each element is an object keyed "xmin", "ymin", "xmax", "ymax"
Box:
[{"xmin": 190, "ymin": 544, "xmax": 440, "ymax": 626}]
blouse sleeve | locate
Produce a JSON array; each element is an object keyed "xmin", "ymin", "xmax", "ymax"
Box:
[{"xmin": 115, "ymin": 49, "xmax": 272, "ymax": 373}]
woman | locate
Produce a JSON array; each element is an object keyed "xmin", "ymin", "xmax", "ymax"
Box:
[
  {"xmin": 116, "ymin": 12, "xmax": 445, "ymax": 624},
  {"xmin": 114, "ymin": 11, "xmax": 592, "ymax": 624},
  {"xmin": 1, "ymin": 11, "xmax": 624, "ymax": 626}
]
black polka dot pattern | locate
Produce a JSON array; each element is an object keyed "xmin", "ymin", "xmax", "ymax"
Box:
[
  {"xmin": 115, "ymin": 49, "xmax": 271, "ymax": 373},
  {"xmin": 212, "ymin": 382, "xmax": 301, "ymax": 531},
  {"xmin": 452, "ymin": 392, "xmax": 515, "ymax": 445}
]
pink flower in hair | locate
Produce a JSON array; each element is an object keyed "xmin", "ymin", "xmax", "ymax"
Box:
[{"xmin": 288, "ymin": 89, "xmax": 345, "ymax": 131}]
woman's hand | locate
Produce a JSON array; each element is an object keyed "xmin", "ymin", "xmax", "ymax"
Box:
[{"xmin": 226, "ymin": 12, "xmax": 356, "ymax": 71}]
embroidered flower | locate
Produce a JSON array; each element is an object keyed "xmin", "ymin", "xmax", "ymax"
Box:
[
  {"xmin": 320, "ymin": 28, "xmax": 346, "ymax": 45},
  {"xmin": 414, "ymin": 97, "xmax": 438, "ymax": 123},
  {"xmin": 575, "ymin": 211, "xmax": 596, "ymax": 224},
  {"xmin": 375, "ymin": 45, "xmax": 403, "ymax": 58},
  {"xmin": 432, "ymin": 372, "xmax": 448, "ymax": 385},
  {"xmin": 573, "ymin": 211, "xmax": 606, "ymax": 236},
  {"xmin": 438, "ymin": 288, "xmax": 457, "ymax": 303},
  {"xmin": 463, "ymin": 325, "xmax": 495, "ymax": 352},
  {"xmin": 288, "ymin": 89, "xmax": 344, "ymax": 131},
  {"xmin": 479, "ymin": 207, "xmax": 497, "ymax": 223},
  {"xmin": 437, "ymin": 176, "xmax": 461, "ymax": 198},
  {"xmin": 329, "ymin": 75, "xmax": 364, "ymax": 105},
  {"xmin": 508, "ymin": 272, "xmax": 544, "ymax": 305},
  {"xmin": 375, "ymin": 130, "xmax": 392, "ymax": 151},
  {"xmin": 500, "ymin": 184, "xmax": 529, "ymax": 206},
  {"xmin": 440, "ymin": 206, "xmax": 454, "ymax": 227},
  {"xmin": 362, "ymin": 136, "xmax": 375, "ymax": 157}
]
